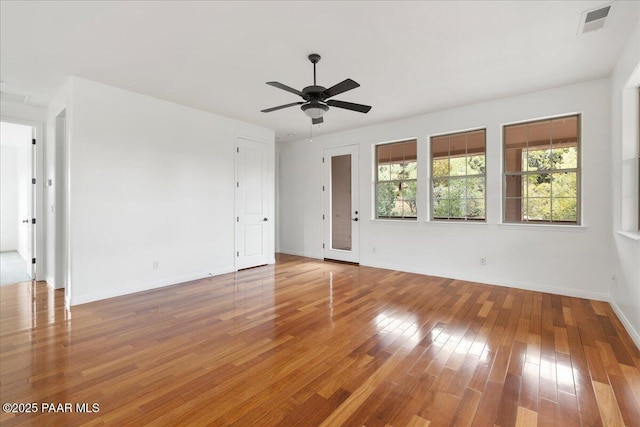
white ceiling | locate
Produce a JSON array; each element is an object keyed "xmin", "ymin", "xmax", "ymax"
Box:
[{"xmin": 1, "ymin": 1, "xmax": 638, "ymax": 142}]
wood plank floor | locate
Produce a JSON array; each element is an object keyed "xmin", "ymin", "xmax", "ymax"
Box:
[{"xmin": 1, "ymin": 254, "xmax": 639, "ymax": 426}]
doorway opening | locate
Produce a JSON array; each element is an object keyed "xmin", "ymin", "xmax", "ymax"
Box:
[{"xmin": 0, "ymin": 121, "xmax": 36, "ymax": 285}]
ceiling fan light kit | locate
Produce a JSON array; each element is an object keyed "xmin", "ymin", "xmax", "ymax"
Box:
[
  {"xmin": 302, "ymin": 102, "xmax": 328, "ymax": 119},
  {"xmin": 261, "ymin": 53, "xmax": 371, "ymax": 125}
]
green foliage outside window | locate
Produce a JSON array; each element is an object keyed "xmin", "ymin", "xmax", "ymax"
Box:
[
  {"xmin": 432, "ymin": 155, "xmax": 486, "ymax": 220},
  {"xmin": 503, "ymin": 114, "xmax": 580, "ymax": 224},
  {"xmin": 518, "ymin": 147, "xmax": 578, "ymax": 221},
  {"xmin": 376, "ymin": 161, "xmax": 417, "ymax": 218},
  {"xmin": 431, "ymin": 129, "xmax": 486, "ymax": 221}
]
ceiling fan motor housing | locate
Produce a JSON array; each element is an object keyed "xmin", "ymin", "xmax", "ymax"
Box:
[{"xmin": 302, "ymin": 85, "xmax": 327, "ymax": 101}]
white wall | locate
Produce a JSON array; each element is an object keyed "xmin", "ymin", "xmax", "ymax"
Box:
[
  {"xmin": 610, "ymin": 21, "xmax": 640, "ymax": 347},
  {"xmin": 279, "ymin": 139, "xmax": 324, "ymax": 256},
  {"xmin": 1, "ymin": 145, "xmax": 18, "ymax": 251},
  {"xmin": 279, "ymin": 79, "xmax": 612, "ymax": 301},
  {"xmin": 46, "ymin": 77, "xmax": 274, "ymax": 305}
]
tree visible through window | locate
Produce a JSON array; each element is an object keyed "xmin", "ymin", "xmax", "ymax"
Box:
[
  {"xmin": 375, "ymin": 140, "xmax": 417, "ymax": 219},
  {"xmin": 431, "ymin": 129, "xmax": 486, "ymax": 220},
  {"xmin": 504, "ymin": 115, "xmax": 580, "ymax": 224}
]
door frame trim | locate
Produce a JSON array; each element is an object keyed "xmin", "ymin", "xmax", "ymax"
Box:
[
  {"xmin": 234, "ymin": 135, "xmax": 275, "ymax": 271},
  {"xmin": 323, "ymin": 144, "xmax": 360, "ymax": 264}
]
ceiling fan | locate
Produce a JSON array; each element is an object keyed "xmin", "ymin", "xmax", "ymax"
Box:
[{"xmin": 261, "ymin": 53, "xmax": 371, "ymax": 124}]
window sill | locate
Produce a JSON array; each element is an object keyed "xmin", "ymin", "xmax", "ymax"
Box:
[
  {"xmin": 370, "ymin": 218, "xmax": 418, "ymax": 223},
  {"xmin": 425, "ymin": 220, "xmax": 488, "ymax": 226},
  {"xmin": 616, "ymin": 231, "xmax": 640, "ymax": 242},
  {"xmin": 498, "ymin": 223, "xmax": 587, "ymax": 232}
]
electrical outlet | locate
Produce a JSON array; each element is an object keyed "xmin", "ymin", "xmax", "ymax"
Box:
[
  {"xmin": 372, "ymin": 247, "xmax": 377, "ymax": 253},
  {"xmin": 153, "ymin": 261, "xmax": 159, "ymax": 269},
  {"xmin": 480, "ymin": 257, "xmax": 486, "ymax": 265}
]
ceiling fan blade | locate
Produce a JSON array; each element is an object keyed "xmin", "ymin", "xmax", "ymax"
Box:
[
  {"xmin": 261, "ymin": 102, "xmax": 304, "ymax": 113},
  {"xmin": 323, "ymin": 79, "xmax": 360, "ymax": 99},
  {"xmin": 326, "ymin": 99, "xmax": 371, "ymax": 113},
  {"xmin": 266, "ymin": 81, "xmax": 305, "ymax": 98},
  {"xmin": 312, "ymin": 117, "xmax": 324, "ymax": 125}
]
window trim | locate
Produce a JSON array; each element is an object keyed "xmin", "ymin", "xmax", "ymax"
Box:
[
  {"xmin": 501, "ymin": 113, "xmax": 582, "ymax": 225},
  {"xmin": 373, "ymin": 138, "xmax": 418, "ymax": 220},
  {"xmin": 429, "ymin": 128, "xmax": 487, "ymax": 222}
]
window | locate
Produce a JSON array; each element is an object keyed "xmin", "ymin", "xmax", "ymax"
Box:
[
  {"xmin": 503, "ymin": 114, "xmax": 580, "ymax": 224},
  {"xmin": 431, "ymin": 129, "xmax": 486, "ymax": 221},
  {"xmin": 375, "ymin": 140, "xmax": 417, "ymax": 219}
]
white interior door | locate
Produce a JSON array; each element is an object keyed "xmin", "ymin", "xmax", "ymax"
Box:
[
  {"xmin": 323, "ymin": 145, "xmax": 359, "ymax": 263},
  {"xmin": 236, "ymin": 138, "xmax": 270, "ymax": 269},
  {"xmin": 25, "ymin": 129, "xmax": 35, "ymax": 278}
]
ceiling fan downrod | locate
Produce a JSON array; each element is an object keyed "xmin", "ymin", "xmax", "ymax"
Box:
[{"xmin": 309, "ymin": 53, "xmax": 321, "ymax": 86}]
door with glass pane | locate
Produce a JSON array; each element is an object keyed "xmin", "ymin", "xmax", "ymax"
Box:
[{"xmin": 323, "ymin": 145, "xmax": 359, "ymax": 263}]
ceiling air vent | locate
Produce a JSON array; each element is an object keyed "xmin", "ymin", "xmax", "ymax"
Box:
[
  {"xmin": 0, "ymin": 90, "xmax": 29, "ymax": 103},
  {"xmin": 578, "ymin": 4, "xmax": 611, "ymax": 34}
]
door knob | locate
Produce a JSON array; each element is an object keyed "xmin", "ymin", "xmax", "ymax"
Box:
[
  {"xmin": 22, "ymin": 219, "xmax": 29, "ymax": 223},
  {"xmin": 352, "ymin": 217, "xmax": 359, "ymax": 222},
  {"xmin": 263, "ymin": 218, "xmax": 268, "ymax": 221}
]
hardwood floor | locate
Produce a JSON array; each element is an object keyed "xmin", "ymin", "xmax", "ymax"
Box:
[{"xmin": 1, "ymin": 254, "xmax": 639, "ymax": 426}]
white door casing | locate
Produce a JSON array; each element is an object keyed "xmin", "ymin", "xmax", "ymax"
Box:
[
  {"xmin": 236, "ymin": 137, "xmax": 270, "ymax": 269},
  {"xmin": 323, "ymin": 145, "xmax": 359, "ymax": 263}
]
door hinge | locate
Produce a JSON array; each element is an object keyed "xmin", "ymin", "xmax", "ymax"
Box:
[
  {"xmin": 322, "ymin": 243, "xmax": 325, "ymax": 249},
  {"xmin": 236, "ymin": 182, "xmax": 239, "ymax": 188},
  {"xmin": 322, "ymin": 185, "xmax": 324, "ymax": 191},
  {"xmin": 32, "ymin": 258, "xmax": 36, "ymax": 264},
  {"xmin": 32, "ymin": 218, "xmax": 36, "ymax": 224},
  {"xmin": 322, "ymin": 214, "xmax": 325, "ymax": 220},
  {"xmin": 322, "ymin": 157, "xmax": 324, "ymax": 163},
  {"xmin": 237, "ymin": 251, "xmax": 239, "ymax": 257},
  {"xmin": 32, "ymin": 138, "xmax": 36, "ymax": 145},
  {"xmin": 32, "ymin": 178, "xmax": 36, "ymax": 185},
  {"xmin": 236, "ymin": 217, "xmax": 239, "ymax": 222},
  {"xmin": 237, "ymin": 147, "xmax": 239, "ymax": 153}
]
